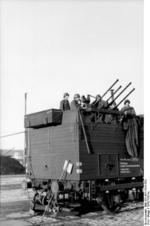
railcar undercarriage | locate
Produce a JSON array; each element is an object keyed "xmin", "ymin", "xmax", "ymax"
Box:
[{"xmin": 28, "ymin": 177, "xmax": 143, "ymax": 215}]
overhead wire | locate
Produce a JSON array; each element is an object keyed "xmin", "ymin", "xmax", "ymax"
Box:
[{"xmin": 0, "ymin": 131, "xmax": 25, "ymax": 139}]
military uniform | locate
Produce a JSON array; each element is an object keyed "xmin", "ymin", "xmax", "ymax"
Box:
[
  {"xmin": 121, "ymin": 100, "xmax": 138, "ymax": 158},
  {"xmin": 91, "ymin": 99, "xmax": 105, "ymax": 109},
  {"xmin": 60, "ymin": 99, "xmax": 70, "ymax": 111},
  {"xmin": 70, "ymin": 100, "xmax": 81, "ymax": 110},
  {"xmin": 121, "ymin": 99, "xmax": 136, "ymax": 116},
  {"xmin": 121, "ymin": 106, "xmax": 136, "ymax": 116},
  {"xmin": 91, "ymin": 97, "xmax": 106, "ymax": 123}
]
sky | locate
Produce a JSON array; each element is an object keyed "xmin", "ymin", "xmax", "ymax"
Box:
[{"xmin": 0, "ymin": 0, "xmax": 144, "ymax": 150}]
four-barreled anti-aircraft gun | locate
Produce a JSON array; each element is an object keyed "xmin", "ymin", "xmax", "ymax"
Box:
[{"xmin": 88, "ymin": 79, "xmax": 135, "ymax": 111}]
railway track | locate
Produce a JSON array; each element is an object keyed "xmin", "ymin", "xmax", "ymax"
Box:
[
  {"xmin": 119, "ymin": 201, "xmax": 143, "ymax": 213},
  {"xmin": 0, "ymin": 175, "xmax": 144, "ymax": 226},
  {"xmin": 26, "ymin": 201, "xmax": 144, "ymax": 226}
]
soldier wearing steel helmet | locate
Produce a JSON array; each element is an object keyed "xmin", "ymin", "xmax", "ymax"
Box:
[
  {"xmin": 121, "ymin": 99, "xmax": 136, "ymax": 116},
  {"xmin": 60, "ymin": 92, "xmax": 70, "ymax": 111},
  {"xmin": 121, "ymin": 99, "xmax": 138, "ymax": 158},
  {"xmin": 70, "ymin": 94, "xmax": 81, "ymax": 110}
]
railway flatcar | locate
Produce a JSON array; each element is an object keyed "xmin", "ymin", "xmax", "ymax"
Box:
[{"xmin": 24, "ymin": 105, "xmax": 143, "ymax": 213}]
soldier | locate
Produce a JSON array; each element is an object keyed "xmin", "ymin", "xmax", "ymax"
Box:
[
  {"xmin": 60, "ymin": 92, "xmax": 70, "ymax": 111},
  {"xmin": 104, "ymin": 89, "xmax": 118, "ymax": 124},
  {"xmin": 90, "ymin": 95, "xmax": 105, "ymax": 123},
  {"xmin": 109, "ymin": 89, "xmax": 117, "ymax": 109},
  {"xmin": 70, "ymin": 94, "xmax": 81, "ymax": 110},
  {"xmin": 121, "ymin": 99, "xmax": 136, "ymax": 116},
  {"xmin": 81, "ymin": 95, "xmax": 87, "ymax": 109},
  {"xmin": 86, "ymin": 95, "xmax": 91, "ymax": 105},
  {"xmin": 91, "ymin": 95, "xmax": 105, "ymax": 109},
  {"xmin": 81, "ymin": 95, "xmax": 91, "ymax": 109},
  {"xmin": 121, "ymin": 99, "xmax": 138, "ymax": 158}
]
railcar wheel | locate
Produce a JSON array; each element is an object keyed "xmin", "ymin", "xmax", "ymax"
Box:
[
  {"xmin": 31, "ymin": 192, "xmax": 39, "ymax": 211},
  {"xmin": 103, "ymin": 192, "xmax": 122, "ymax": 213}
]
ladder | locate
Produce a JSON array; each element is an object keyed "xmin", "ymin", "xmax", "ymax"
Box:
[{"xmin": 43, "ymin": 160, "xmax": 72, "ymax": 216}]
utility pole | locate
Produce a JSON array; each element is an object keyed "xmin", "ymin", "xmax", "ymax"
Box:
[
  {"xmin": 25, "ymin": 92, "xmax": 27, "ymax": 115},
  {"xmin": 24, "ymin": 92, "xmax": 27, "ymax": 167}
]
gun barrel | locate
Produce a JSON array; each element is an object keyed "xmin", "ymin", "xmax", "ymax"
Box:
[
  {"xmin": 110, "ymin": 82, "xmax": 132, "ymax": 104},
  {"xmin": 106, "ymin": 85, "xmax": 122, "ymax": 102},
  {"xmin": 89, "ymin": 94, "xmax": 96, "ymax": 99},
  {"xmin": 115, "ymin": 88, "xmax": 135, "ymax": 109},
  {"xmin": 101, "ymin": 79, "xmax": 119, "ymax": 98},
  {"xmin": 113, "ymin": 85, "xmax": 122, "ymax": 95}
]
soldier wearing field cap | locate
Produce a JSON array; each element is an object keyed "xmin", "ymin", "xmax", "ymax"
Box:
[
  {"xmin": 91, "ymin": 94, "xmax": 105, "ymax": 109},
  {"xmin": 70, "ymin": 94, "xmax": 81, "ymax": 110},
  {"xmin": 60, "ymin": 92, "xmax": 70, "ymax": 111}
]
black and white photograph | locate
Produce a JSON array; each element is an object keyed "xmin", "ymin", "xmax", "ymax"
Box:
[{"xmin": 0, "ymin": 0, "xmax": 147, "ymax": 225}]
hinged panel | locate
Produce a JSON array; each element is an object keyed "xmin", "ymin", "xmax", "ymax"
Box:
[{"xmin": 99, "ymin": 154, "xmax": 119, "ymax": 177}]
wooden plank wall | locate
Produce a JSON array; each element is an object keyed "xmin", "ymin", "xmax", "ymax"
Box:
[
  {"xmin": 79, "ymin": 122, "xmax": 143, "ymax": 180},
  {"xmin": 26, "ymin": 110, "xmax": 144, "ymax": 181},
  {"xmin": 28, "ymin": 111, "xmax": 80, "ymax": 180},
  {"xmin": 79, "ymin": 124, "xmax": 125, "ymax": 180}
]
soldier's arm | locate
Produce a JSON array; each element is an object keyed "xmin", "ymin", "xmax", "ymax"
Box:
[{"xmin": 60, "ymin": 100, "xmax": 64, "ymax": 110}]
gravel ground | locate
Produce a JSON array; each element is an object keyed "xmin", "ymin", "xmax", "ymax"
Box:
[{"xmin": 0, "ymin": 175, "xmax": 144, "ymax": 226}]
